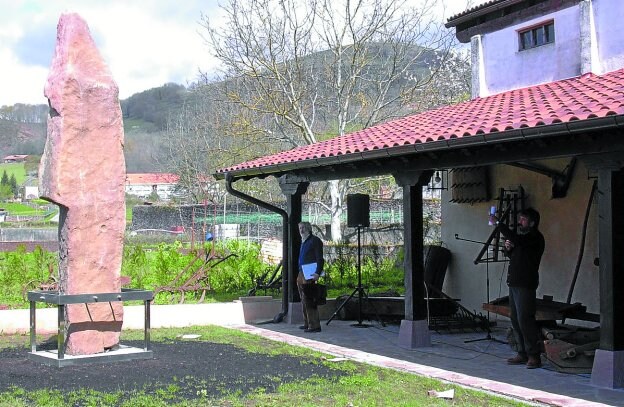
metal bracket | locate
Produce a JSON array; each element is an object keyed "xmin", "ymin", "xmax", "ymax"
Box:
[
  {"xmin": 27, "ymin": 288, "xmax": 153, "ymax": 367},
  {"xmin": 507, "ymin": 157, "xmax": 576, "ymax": 199}
]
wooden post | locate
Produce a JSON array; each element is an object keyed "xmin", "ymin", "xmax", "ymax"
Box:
[{"xmin": 394, "ymin": 170, "xmax": 433, "ymax": 348}]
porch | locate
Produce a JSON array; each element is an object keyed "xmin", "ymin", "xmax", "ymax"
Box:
[{"xmin": 248, "ymin": 317, "xmax": 623, "ymax": 406}]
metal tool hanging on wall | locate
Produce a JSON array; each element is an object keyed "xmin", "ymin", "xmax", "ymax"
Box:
[{"xmin": 473, "ymin": 187, "xmax": 526, "ymax": 264}]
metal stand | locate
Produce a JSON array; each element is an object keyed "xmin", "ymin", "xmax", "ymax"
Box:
[
  {"xmin": 28, "ymin": 288, "xmax": 154, "ymax": 367},
  {"xmin": 464, "ymin": 257, "xmax": 506, "ymax": 344},
  {"xmin": 327, "ymin": 226, "xmax": 383, "ymax": 327},
  {"xmin": 455, "ymin": 233, "xmax": 506, "ymax": 344}
]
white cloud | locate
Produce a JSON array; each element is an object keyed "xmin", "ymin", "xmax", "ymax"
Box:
[
  {"xmin": 0, "ymin": 0, "xmax": 472, "ymax": 107},
  {"xmin": 0, "ymin": 0, "xmax": 222, "ymax": 107}
]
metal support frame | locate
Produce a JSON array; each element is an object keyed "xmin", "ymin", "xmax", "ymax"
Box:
[
  {"xmin": 507, "ymin": 157, "xmax": 576, "ymax": 198},
  {"xmin": 27, "ymin": 288, "xmax": 153, "ymax": 367}
]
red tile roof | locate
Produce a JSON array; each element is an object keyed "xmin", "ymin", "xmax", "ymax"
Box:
[
  {"xmin": 216, "ymin": 69, "xmax": 624, "ymax": 177},
  {"xmin": 126, "ymin": 173, "xmax": 179, "ymax": 185},
  {"xmin": 3, "ymin": 154, "xmax": 28, "ymax": 161}
]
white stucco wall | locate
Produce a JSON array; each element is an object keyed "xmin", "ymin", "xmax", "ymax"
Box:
[
  {"xmin": 594, "ymin": 0, "xmax": 624, "ymax": 73},
  {"xmin": 125, "ymin": 184, "xmax": 176, "ymax": 200},
  {"xmin": 440, "ymin": 159, "xmax": 599, "ymax": 326},
  {"xmin": 480, "ymin": 7, "xmax": 581, "ymax": 96}
]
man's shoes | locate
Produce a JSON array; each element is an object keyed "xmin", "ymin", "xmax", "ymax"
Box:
[
  {"xmin": 506, "ymin": 354, "xmax": 528, "ymax": 365},
  {"xmin": 304, "ymin": 327, "xmax": 321, "ymax": 333},
  {"xmin": 299, "ymin": 325, "xmax": 307, "ymax": 329},
  {"xmin": 526, "ymin": 355, "xmax": 542, "ymax": 369}
]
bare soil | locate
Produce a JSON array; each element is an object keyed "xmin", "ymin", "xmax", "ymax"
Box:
[{"xmin": 0, "ymin": 339, "xmax": 345, "ymax": 403}]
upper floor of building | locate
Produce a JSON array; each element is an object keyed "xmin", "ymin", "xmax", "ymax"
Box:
[{"xmin": 446, "ymin": 0, "xmax": 624, "ymax": 98}]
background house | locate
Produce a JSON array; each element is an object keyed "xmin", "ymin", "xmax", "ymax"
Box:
[
  {"xmin": 125, "ymin": 173, "xmax": 180, "ymax": 201},
  {"xmin": 21, "ymin": 176, "xmax": 39, "ymax": 200},
  {"xmin": 3, "ymin": 154, "xmax": 28, "ymax": 163}
]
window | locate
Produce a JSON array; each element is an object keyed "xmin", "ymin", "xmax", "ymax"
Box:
[{"xmin": 519, "ymin": 21, "xmax": 554, "ymax": 50}]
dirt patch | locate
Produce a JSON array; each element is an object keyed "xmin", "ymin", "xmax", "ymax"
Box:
[{"xmin": 0, "ymin": 340, "xmax": 346, "ymax": 402}]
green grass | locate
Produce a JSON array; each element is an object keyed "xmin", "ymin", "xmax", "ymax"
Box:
[
  {"xmin": 0, "ymin": 202, "xmax": 43, "ymax": 214},
  {"xmin": 0, "ymin": 325, "xmax": 530, "ymax": 406},
  {"xmin": 0, "ymin": 162, "xmax": 26, "ymax": 184}
]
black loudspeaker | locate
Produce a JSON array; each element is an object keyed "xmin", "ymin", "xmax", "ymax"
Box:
[{"xmin": 347, "ymin": 194, "xmax": 370, "ymax": 227}]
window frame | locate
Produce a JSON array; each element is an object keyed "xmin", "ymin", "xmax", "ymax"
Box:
[{"xmin": 518, "ymin": 20, "xmax": 555, "ymax": 51}]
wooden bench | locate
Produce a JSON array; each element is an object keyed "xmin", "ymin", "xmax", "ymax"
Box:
[{"xmin": 248, "ymin": 239, "xmax": 283, "ymax": 296}]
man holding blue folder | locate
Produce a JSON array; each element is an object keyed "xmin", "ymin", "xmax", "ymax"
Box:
[{"xmin": 297, "ymin": 221, "xmax": 325, "ymax": 332}]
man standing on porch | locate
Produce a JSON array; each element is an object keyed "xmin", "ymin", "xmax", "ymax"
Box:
[
  {"xmin": 491, "ymin": 208, "xmax": 545, "ymax": 369},
  {"xmin": 297, "ymin": 221, "xmax": 325, "ymax": 333}
]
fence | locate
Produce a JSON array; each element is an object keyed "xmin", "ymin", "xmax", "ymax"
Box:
[{"xmin": 131, "ymin": 196, "xmax": 440, "ymax": 246}]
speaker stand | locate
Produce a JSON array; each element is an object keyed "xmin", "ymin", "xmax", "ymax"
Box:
[{"xmin": 327, "ymin": 226, "xmax": 384, "ymax": 327}]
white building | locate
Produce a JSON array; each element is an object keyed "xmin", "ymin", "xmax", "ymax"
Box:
[
  {"xmin": 213, "ymin": 0, "xmax": 624, "ymax": 389},
  {"xmin": 125, "ymin": 173, "xmax": 180, "ymax": 200},
  {"xmin": 442, "ymin": 0, "xmax": 624, "ymax": 323},
  {"xmin": 450, "ymin": 0, "xmax": 624, "ymax": 98}
]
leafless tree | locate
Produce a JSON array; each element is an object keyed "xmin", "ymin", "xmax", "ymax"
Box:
[{"xmin": 189, "ymin": 0, "xmax": 467, "ymax": 241}]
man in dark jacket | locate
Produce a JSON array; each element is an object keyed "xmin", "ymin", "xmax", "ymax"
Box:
[
  {"xmin": 297, "ymin": 222, "xmax": 325, "ymax": 333},
  {"xmin": 492, "ymin": 208, "xmax": 545, "ymax": 369}
]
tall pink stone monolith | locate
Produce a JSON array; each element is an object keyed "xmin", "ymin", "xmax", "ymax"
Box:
[{"xmin": 39, "ymin": 13, "xmax": 126, "ymax": 355}]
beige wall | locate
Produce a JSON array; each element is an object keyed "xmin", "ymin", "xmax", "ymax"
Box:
[{"xmin": 441, "ymin": 158, "xmax": 599, "ymax": 325}]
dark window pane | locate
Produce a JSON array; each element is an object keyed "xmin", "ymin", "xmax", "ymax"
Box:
[
  {"xmin": 535, "ymin": 27, "xmax": 545, "ymax": 46},
  {"xmin": 520, "ymin": 31, "xmax": 532, "ymax": 50},
  {"xmin": 546, "ymin": 23, "xmax": 555, "ymax": 43},
  {"xmin": 518, "ymin": 22, "xmax": 555, "ymax": 50}
]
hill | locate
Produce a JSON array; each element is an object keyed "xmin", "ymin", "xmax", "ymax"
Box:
[
  {"xmin": 121, "ymin": 82, "xmax": 189, "ymax": 131},
  {"xmin": 0, "ymin": 89, "xmax": 185, "ymax": 172},
  {"xmin": 0, "ymin": 103, "xmax": 47, "ymax": 159},
  {"xmin": 0, "ymin": 42, "xmax": 458, "ymax": 173}
]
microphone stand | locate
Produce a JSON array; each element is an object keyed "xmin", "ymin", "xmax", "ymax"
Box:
[{"xmin": 455, "ymin": 233, "xmax": 507, "ymax": 344}]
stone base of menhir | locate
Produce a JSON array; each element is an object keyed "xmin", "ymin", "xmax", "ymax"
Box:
[{"xmin": 29, "ymin": 345, "xmax": 153, "ymax": 368}]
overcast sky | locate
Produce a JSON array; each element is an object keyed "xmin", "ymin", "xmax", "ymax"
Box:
[{"xmin": 0, "ymin": 0, "xmax": 470, "ymax": 107}]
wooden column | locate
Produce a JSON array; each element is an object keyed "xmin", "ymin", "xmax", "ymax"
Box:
[
  {"xmin": 394, "ymin": 170, "xmax": 433, "ymax": 348},
  {"xmin": 279, "ymin": 177, "xmax": 309, "ymax": 325},
  {"xmin": 591, "ymin": 167, "xmax": 624, "ymax": 389}
]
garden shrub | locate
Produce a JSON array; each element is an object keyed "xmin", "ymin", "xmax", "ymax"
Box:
[
  {"xmin": 0, "ymin": 244, "xmax": 57, "ymax": 306},
  {"xmin": 0, "ymin": 239, "xmax": 405, "ymax": 307}
]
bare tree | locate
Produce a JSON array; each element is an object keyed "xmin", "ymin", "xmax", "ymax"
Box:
[
  {"xmin": 192, "ymin": 0, "xmax": 466, "ymax": 241},
  {"xmin": 164, "ymin": 82, "xmax": 285, "ymax": 203}
]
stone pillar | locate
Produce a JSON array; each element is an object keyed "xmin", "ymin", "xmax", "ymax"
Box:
[
  {"xmin": 279, "ymin": 177, "xmax": 309, "ymax": 325},
  {"xmin": 591, "ymin": 167, "xmax": 624, "ymax": 389},
  {"xmin": 39, "ymin": 13, "xmax": 126, "ymax": 355},
  {"xmin": 394, "ymin": 170, "xmax": 433, "ymax": 348},
  {"xmin": 470, "ymin": 34, "xmax": 487, "ymax": 98},
  {"xmin": 580, "ymin": 0, "xmax": 601, "ymax": 75}
]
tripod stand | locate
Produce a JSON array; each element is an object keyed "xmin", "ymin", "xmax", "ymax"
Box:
[
  {"xmin": 455, "ymin": 234, "xmax": 506, "ymax": 344},
  {"xmin": 464, "ymin": 255, "xmax": 506, "ymax": 344},
  {"xmin": 326, "ymin": 225, "xmax": 383, "ymax": 327}
]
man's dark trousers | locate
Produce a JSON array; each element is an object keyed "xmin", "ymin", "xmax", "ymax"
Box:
[{"xmin": 509, "ymin": 286, "xmax": 540, "ymax": 357}]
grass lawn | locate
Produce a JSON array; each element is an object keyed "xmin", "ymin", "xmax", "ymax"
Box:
[
  {"xmin": 0, "ymin": 202, "xmax": 44, "ymax": 214},
  {"xmin": 0, "ymin": 325, "xmax": 530, "ymax": 407},
  {"xmin": 0, "ymin": 162, "xmax": 26, "ymax": 184}
]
